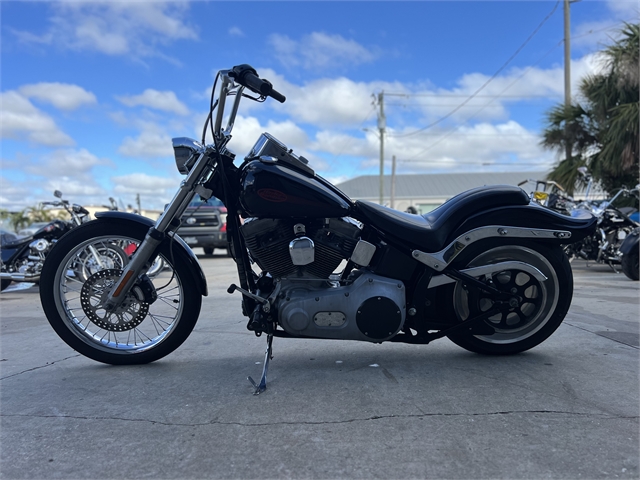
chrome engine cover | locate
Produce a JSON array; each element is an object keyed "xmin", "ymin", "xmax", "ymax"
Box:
[{"xmin": 277, "ymin": 272, "xmax": 406, "ymax": 342}]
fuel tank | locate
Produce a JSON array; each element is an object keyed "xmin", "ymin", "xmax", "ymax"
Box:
[{"xmin": 239, "ymin": 160, "xmax": 353, "ymax": 218}]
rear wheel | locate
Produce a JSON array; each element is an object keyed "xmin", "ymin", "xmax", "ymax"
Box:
[
  {"xmin": 446, "ymin": 241, "xmax": 572, "ymax": 355},
  {"xmin": 1, "ymin": 279, "xmax": 11, "ymax": 291},
  {"xmin": 40, "ymin": 221, "xmax": 202, "ymax": 365}
]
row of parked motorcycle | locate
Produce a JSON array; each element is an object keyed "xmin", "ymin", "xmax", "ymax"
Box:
[
  {"xmin": 0, "ymin": 191, "xmax": 165, "ymax": 291},
  {"xmin": 520, "ymin": 167, "xmax": 639, "ymax": 281}
]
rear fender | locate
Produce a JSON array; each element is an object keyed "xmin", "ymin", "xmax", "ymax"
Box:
[
  {"xmin": 94, "ymin": 211, "xmax": 208, "ymax": 296},
  {"xmin": 450, "ymin": 203, "xmax": 596, "ymax": 244},
  {"xmin": 411, "ymin": 203, "xmax": 596, "ymax": 273},
  {"xmin": 619, "ymin": 228, "xmax": 640, "ymax": 256}
]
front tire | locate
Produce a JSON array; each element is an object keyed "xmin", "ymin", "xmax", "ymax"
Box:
[
  {"xmin": 40, "ymin": 221, "xmax": 202, "ymax": 365},
  {"xmin": 446, "ymin": 241, "xmax": 573, "ymax": 355},
  {"xmin": 621, "ymin": 248, "xmax": 639, "ymax": 281}
]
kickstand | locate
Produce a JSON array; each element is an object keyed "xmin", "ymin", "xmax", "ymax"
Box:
[{"xmin": 248, "ymin": 333, "xmax": 273, "ymax": 395}]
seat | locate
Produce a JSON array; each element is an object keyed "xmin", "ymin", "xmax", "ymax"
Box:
[{"xmin": 354, "ymin": 185, "xmax": 530, "ymax": 252}]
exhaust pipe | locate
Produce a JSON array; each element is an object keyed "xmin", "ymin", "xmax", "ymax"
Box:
[{"xmin": 0, "ymin": 272, "xmax": 41, "ymax": 283}]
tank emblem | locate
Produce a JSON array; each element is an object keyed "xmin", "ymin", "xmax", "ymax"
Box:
[{"xmin": 258, "ymin": 189, "xmax": 288, "ymax": 203}]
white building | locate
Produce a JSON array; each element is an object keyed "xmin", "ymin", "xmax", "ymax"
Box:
[{"xmin": 336, "ymin": 171, "xmax": 549, "ymax": 214}]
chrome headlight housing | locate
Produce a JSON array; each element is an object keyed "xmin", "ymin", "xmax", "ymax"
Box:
[
  {"xmin": 29, "ymin": 238, "xmax": 50, "ymax": 252},
  {"xmin": 172, "ymin": 137, "xmax": 203, "ymax": 175}
]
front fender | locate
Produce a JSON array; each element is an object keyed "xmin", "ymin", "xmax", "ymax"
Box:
[
  {"xmin": 94, "ymin": 211, "xmax": 208, "ymax": 296},
  {"xmin": 449, "ymin": 202, "xmax": 597, "ymax": 245},
  {"xmin": 619, "ymin": 227, "xmax": 640, "ymax": 256}
]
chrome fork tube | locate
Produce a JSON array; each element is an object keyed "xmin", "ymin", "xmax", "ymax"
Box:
[{"xmin": 103, "ymin": 152, "xmax": 211, "ymax": 311}]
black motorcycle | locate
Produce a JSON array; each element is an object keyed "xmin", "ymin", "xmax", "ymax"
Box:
[
  {"xmin": 39, "ymin": 64, "xmax": 596, "ymax": 394},
  {"xmin": 564, "ymin": 186, "xmax": 639, "ymax": 270},
  {"xmin": 1, "ymin": 191, "xmax": 126, "ymax": 291}
]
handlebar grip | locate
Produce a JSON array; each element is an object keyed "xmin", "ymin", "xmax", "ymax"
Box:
[
  {"xmin": 230, "ymin": 64, "xmax": 286, "ymax": 103},
  {"xmin": 269, "ymin": 88, "xmax": 286, "ymax": 103}
]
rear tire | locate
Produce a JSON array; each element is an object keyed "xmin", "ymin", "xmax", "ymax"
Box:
[
  {"xmin": 203, "ymin": 247, "xmax": 214, "ymax": 256},
  {"xmin": 446, "ymin": 240, "xmax": 573, "ymax": 355},
  {"xmin": 621, "ymin": 248, "xmax": 639, "ymax": 281},
  {"xmin": 1, "ymin": 279, "xmax": 11, "ymax": 291},
  {"xmin": 40, "ymin": 221, "xmax": 202, "ymax": 365}
]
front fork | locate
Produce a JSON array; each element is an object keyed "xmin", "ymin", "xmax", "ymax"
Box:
[{"xmin": 103, "ymin": 152, "xmax": 211, "ymax": 312}]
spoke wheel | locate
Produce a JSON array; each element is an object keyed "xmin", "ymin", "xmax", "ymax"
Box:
[
  {"xmin": 447, "ymin": 241, "xmax": 572, "ymax": 355},
  {"xmin": 40, "ymin": 221, "xmax": 202, "ymax": 364}
]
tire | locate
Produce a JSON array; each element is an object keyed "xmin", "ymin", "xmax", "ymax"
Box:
[
  {"xmin": 621, "ymin": 248, "xmax": 639, "ymax": 281},
  {"xmin": 39, "ymin": 221, "xmax": 202, "ymax": 365},
  {"xmin": 1, "ymin": 279, "xmax": 11, "ymax": 292},
  {"xmin": 445, "ymin": 240, "xmax": 573, "ymax": 355},
  {"xmin": 203, "ymin": 247, "xmax": 214, "ymax": 256}
]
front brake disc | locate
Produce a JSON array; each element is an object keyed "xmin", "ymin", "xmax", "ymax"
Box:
[{"xmin": 80, "ymin": 269, "xmax": 149, "ymax": 332}]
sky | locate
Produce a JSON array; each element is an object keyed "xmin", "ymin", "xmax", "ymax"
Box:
[{"xmin": 1, "ymin": 0, "xmax": 638, "ymax": 212}]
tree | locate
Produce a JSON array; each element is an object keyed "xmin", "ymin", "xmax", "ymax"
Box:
[{"xmin": 541, "ymin": 23, "xmax": 639, "ymax": 196}]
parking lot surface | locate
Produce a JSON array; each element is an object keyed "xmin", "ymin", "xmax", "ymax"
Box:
[{"xmin": 1, "ymin": 254, "xmax": 638, "ymax": 479}]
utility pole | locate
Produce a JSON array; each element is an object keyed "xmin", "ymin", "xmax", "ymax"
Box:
[
  {"xmin": 377, "ymin": 92, "xmax": 386, "ymax": 205},
  {"xmin": 390, "ymin": 155, "xmax": 396, "ymax": 209},
  {"xmin": 564, "ymin": 0, "xmax": 572, "ymax": 165},
  {"xmin": 136, "ymin": 193, "xmax": 141, "ymax": 214}
]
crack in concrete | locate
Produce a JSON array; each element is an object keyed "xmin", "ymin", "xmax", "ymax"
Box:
[
  {"xmin": 564, "ymin": 322, "xmax": 640, "ymax": 349},
  {"xmin": 1, "ymin": 410, "xmax": 637, "ymax": 428},
  {"xmin": 0, "ymin": 354, "xmax": 81, "ymax": 381}
]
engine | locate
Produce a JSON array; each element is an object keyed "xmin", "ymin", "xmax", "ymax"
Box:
[
  {"xmin": 241, "ymin": 217, "xmax": 407, "ymax": 343},
  {"xmin": 241, "ymin": 217, "xmax": 361, "ymax": 279}
]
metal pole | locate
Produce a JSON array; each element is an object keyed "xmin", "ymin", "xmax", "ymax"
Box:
[
  {"xmin": 377, "ymin": 92, "xmax": 386, "ymax": 205},
  {"xmin": 390, "ymin": 155, "xmax": 396, "ymax": 209},
  {"xmin": 564, "ymin": 0, "xmax": 572, "ymax": 164}
]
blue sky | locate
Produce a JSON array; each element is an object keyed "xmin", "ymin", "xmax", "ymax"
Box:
[{"xmin": 1, "ymin": 0, "xmax": 637, "ymax": 211}]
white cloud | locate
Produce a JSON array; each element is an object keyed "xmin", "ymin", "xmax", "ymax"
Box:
[
  {"xmin": 118, "ymin": 130, "xmax": 174, "ymax": 159},
  {"xmin": 111, "ymin": 173, "xmax": 176, "ymax": 195},
  {"xmin": 117, "ymin": 89, "xmax": 189, "ymax": 116},
  {"xmin": 228, "ymin": 26, "xmax": 244, "ymax": 37},
  {"xmin": 269, "ymin": 32, "xmax": 377, "ymax": 71},
  {"xmin": 13, "ymin": 2, "xmax": 197, "ymax": 61},
  {"xmin": 0, "ymin": 91, "xmax": 74, "ymax": 146},
  {"xmin": 19, "ymin": 82, "xmax": 97, "ymax": 111},
  {"xmin": 227, "ymin": 115, "xmax": 310, "ymax": 157}
]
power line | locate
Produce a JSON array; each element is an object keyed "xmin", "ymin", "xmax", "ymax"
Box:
[
  {"xmin": 398, "ymin": 38, "xmax": 564, "ymax": 163},
  {"xmin": 387, "ymin": 0, "xmax": 561, "ymax": 139}
]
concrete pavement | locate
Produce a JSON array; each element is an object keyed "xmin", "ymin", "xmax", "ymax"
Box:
[{"xmin": 1, "ymin": 254, "xmax": 638, "ymax": 479}]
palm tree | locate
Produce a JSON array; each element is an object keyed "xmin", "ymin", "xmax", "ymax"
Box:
[{"xmin": 541, "ymin": 23, "xmax": 639, "ymax": 196}]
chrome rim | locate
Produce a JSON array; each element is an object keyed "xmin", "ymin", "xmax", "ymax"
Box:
[
  {"xmin": 453, "ymin": 246, "xmax": 559, "ymax": 344},
  {"xmin": 53, "ymin": 235, "xmax": 184, "ymax": 355}
]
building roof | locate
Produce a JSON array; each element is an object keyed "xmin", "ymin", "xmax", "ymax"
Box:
[{"xmin": 335, "ymin": 171, "xmax": 550, "ymax": 200}]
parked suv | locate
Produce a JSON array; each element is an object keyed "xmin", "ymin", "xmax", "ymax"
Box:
[{"xmin": 176, "ymin": 197, "xmax": 228, "ymax": 255}]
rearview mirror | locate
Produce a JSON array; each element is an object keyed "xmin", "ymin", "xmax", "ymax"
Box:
[{"xmin": 54, "ymin": 190, "xmax": 63, "ymax": 198}]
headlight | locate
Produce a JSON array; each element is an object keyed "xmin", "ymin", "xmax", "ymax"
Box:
[{"xmin": 172, "ymin": 137, "xmax": 203, "ymax": 174}]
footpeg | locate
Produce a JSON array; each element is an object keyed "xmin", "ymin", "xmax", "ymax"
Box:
[{"xmin": 248, "ymin": 334, "xmax": 273, "ymax": 395}]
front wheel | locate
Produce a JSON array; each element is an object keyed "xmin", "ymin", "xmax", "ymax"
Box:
[
  {"xmin": 446, "ymin": 241, "xmax": 573, "ymax": 355},
  {"xmin": 39, "ymin": 221, "xmax": 202, "ymax": 365}
]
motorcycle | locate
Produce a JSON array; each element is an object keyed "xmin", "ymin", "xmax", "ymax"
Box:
[
  {"xmin": 39, "ymin": 64, "xmax": 596, "ymax": 394},
  {"xmin": 517, "ymin": 179, "xmax": 575, "ymax": 216},
  {"xmin": 564, "ymin": 185, "xmax": 639, "ymax": 270},
  {"xmin": 1, "ymin": 191, "xmax": 105, "ymax": 291}
]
